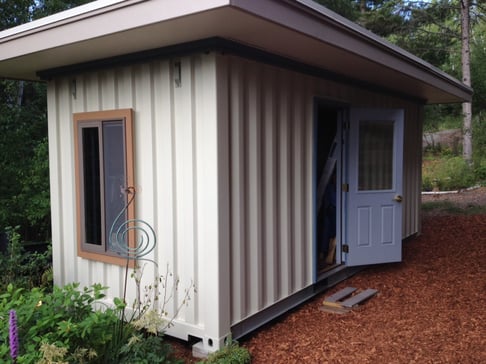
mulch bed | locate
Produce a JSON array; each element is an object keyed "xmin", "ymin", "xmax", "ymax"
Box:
[{"xmin": 169, "ymin": 213, "xmax": 486, "ymax": 363}]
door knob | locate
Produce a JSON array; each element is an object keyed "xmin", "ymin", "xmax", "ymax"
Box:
[{"xmin": 393, "ymin": 195, "xmax": 403, "ymax": 202}]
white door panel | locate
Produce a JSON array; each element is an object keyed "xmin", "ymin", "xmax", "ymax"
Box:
[{"xmin": 345, "ymin": 108, "xmax": 403, "ymax": 266}]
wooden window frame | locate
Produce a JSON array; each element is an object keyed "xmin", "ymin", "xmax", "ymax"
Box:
[{"xmin": 74, "ymin": 109, "xmax": 135, "ymax": 266}]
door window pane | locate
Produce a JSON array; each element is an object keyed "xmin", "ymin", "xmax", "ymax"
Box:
[{"xmin": 358, "ymin": 120, "xmax": 394, "ymax": 191}]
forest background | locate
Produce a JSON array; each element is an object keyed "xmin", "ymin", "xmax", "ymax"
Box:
[{"xmin": 1, "ymin": 0, "xmax": 485, "ymax": 245}]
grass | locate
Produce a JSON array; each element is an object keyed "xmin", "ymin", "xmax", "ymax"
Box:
[
  {"xmin": 422, "ymin": 111, "xmax": 486, "ymax": 191},
  {"xmin": 422, "ymin": 154, "xmax": 477, "ymax": 191}
]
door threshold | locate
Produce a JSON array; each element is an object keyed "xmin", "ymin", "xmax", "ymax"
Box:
[
  {"xmin": 317, "ymin": 263, "xmax": 346, "ymax": 281},
  {"xmin": 318, "ymin": 263, "xmax": 339, "ymax": 275}
]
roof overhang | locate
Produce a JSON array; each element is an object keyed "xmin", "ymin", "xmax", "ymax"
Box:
[{"xmin": 0, "ymin": 0, "xmax": 472, "ymax": 104}]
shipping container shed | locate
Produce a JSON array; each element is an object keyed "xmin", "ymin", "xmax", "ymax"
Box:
[{"xmin": 0, "ymin": 0, "xmax": 472, "ymax": 354}]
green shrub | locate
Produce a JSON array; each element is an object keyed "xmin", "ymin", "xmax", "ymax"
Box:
[
  {"xmin": 119, "ymin": 334, "xmax": 181, "ymax": 364},
  {"xmin": 0, "ymin": 226, "xmax": 52, "ymax": 291},
  {"xmin": 422, "ymin": 109, "xmax": 485, "ymax": 188},
  {"xmin": 473, "ymin": 160, "xmax": 486, "ymax": 182},
  {"xmin": 0, "ymin": 283, "xmax": 124, "ymax": 363},
  {"xmin": 473, "ymin": 115, "xmax": 486, "ymax": 182},
  {"xmin": 198, "ymin": 339, "xmax": 251, "ymax": 364},
  {"xmin": 0, "ymin": 281, "xmax": 187, "ymax": 363},
  {"xmin": 422, "ymin": 155, "xmax": 476, "ymax": 191},
  {"xmin": 423, "ymin": 104, "xmax": 461, "ymax": 132},
  {"xmin": 421, "ymin": 175, "xmax": 435, "ymax": 192}
]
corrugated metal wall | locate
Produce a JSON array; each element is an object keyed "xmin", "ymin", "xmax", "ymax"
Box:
[
  {"xmin": 222, "ymin": 55, "xmax": 423, "ymax": 327},
  {"xmin": 48, "ymin": 53, "xmax": 230, "ymax": 347},
  {"xmin": 226, "ymin": 57, "xmax": 314, "ymax": 324},
  {"xmin": 47, "ymin": 50, "xmax": 423, "ymax": 347}
]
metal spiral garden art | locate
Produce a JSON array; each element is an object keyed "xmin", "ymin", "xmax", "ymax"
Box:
[
  {"xmin": 109, "ymin": 186, "xmax": 157, "ymax": 266},
  {"xmin": 108, "ymin": 186, "xmax": 195, "ymax": 335},
  {"xmin": 108, "ymin": 186, "xmax": 158, "ymax": 319}
]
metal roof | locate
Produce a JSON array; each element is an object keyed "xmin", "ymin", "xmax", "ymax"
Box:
[{"xmin": 0, "ymin": 0, "xmax": 472, "ymax": 103}]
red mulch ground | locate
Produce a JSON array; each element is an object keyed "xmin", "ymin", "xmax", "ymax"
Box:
[{"xmin": 169, "ymin": 192, "xmax": 486, "ymax": 363}]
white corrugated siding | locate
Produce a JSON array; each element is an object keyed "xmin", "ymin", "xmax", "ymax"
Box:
[
  {"xmin": 222, "ymin": 55, "xmax": 422, "ymax": 327},
  {"xmin": 226, "ymin": 57, "xmax": 314, "ymax": 324},
  {"xmin": 48, "ymin": 53, "xmax": 230, "ymax": 348},
  {"xmin": 48, "ymin": 51, "xmax": 423, "ymax": 348}
]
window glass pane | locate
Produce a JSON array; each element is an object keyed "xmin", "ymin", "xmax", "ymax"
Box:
[
  {"xmin": 82, "ymin": 127, "xmax": 102, "ymax": 245},
  {"xmin": 358, "ymin": 120, "xmax": 394, "ymax": 191},
  {"xmin": 103, "ymin": 120, "xmax": 127, "ymax": 252}
]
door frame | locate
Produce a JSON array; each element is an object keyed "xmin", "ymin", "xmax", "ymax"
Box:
[{"xmin": 313, "ymin": 99, "xmax": 347, "ymax": 282}]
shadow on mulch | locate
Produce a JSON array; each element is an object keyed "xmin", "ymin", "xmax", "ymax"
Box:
[{"xmin": 168, "ymin": 213, "xmax": 486, "ymax": 363}]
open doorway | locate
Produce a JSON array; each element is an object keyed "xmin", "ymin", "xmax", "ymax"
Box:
[{"xmin": 315, "ymin": 103, "xmax": 339, "ymax": 274}]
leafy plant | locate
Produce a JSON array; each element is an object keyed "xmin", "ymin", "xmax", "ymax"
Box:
[
  {"xmin": 423, "ymin": 106, "xmax": 462, "ymax": 133},
  {"xmin": 422, "ymin": 155, "xmax": 476, "ymax": 191},
  {"xmin": 16, "ymin": 137, "xmax": 51, "ymax": 238},
  {"xmin": 198, "ymin": 338, "xmax": 251, "ymax": 364},
  {"xmin": 113, "ymin": 262, "xmax": 195, "ymax": 362},
  {"xmin": 0, "ymin": 192, "xmax": 194, "ymax": 363},
  {"xmin": 0, "ymin": 268, "xmax": 196, "ymax": 362},
  {"xmin": 129, "ymin": 263, "xmax": 196, "ymax": 330},
  {"xmin": 0, "ymin": 226, "xmax": 52, "ymax": 291},
  {"xmin": 472, "ymin": 114, "xmax": 486, "ymax": 182},
  {"xmin": 0, "ymin": 281, "xmax": 178, "ymax": 363},
  {"xmin": 119, "ymin": 334, "xmax": 182, "ymax": 364},
  {"xmin": 0, "ymin": 283, "xmax": 125, "ymax": 363},
  {"xmin": 7, "ymin": 285, "xmax": 57, "ymax": 361},
  {"xmin": 422, "ymin": 111, "xmax": 485, "ymax": 190}
]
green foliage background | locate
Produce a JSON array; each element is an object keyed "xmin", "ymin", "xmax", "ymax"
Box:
[
  {"xmin": 0, "ymin": 1, "xmax": 92, "ymax": 241},
  {"xmin": 318, "ymin": 0, "xmax": 486, "ymax": 188}
]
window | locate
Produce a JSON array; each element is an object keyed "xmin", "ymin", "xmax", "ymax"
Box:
[
  {"xmin": 358, "ymin": 120, "xmax": 394, "ymax": 191},
  {"xmin": 74, "ymin": 109, "xmax": 135, "ymax": 265}
]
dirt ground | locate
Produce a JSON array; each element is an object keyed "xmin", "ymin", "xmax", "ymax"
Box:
[
  {"xmin": 169, "ymin": 188, "xmax": 486, "ymax": 363},
  {"xmin": 421, "ymin": 186, "xmax": 486, "ymax": 213}
]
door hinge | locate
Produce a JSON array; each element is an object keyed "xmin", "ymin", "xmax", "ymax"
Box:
[
  {"xmin": 342, "ymin": 183, "xmax": 349, "ymax": 192},
  {"xmin": 342, "ymin": 244, "xmax": 349, "ymax": 253}
]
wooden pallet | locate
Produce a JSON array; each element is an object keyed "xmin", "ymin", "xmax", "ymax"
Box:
[{"xmin": 320, "ymin": 287, "xmax": 378, "ymax": 314}]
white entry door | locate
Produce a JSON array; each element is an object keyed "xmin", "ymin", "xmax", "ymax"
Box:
[{"xmin": 345, "ymin": 108, "xmax": 404, "ymax": 266}]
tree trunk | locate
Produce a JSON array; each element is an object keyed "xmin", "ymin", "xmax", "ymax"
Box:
[
  {"xmin": 17, "ymin": 81, "xmax": 24, "ymax": 106},
  {"xmin": 360, "ymin": 0, "xmax": 366, "ymax": 14},
  {"xmin": 461, "ymin": 0, "xmax": 472, "ymax": 165}
]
